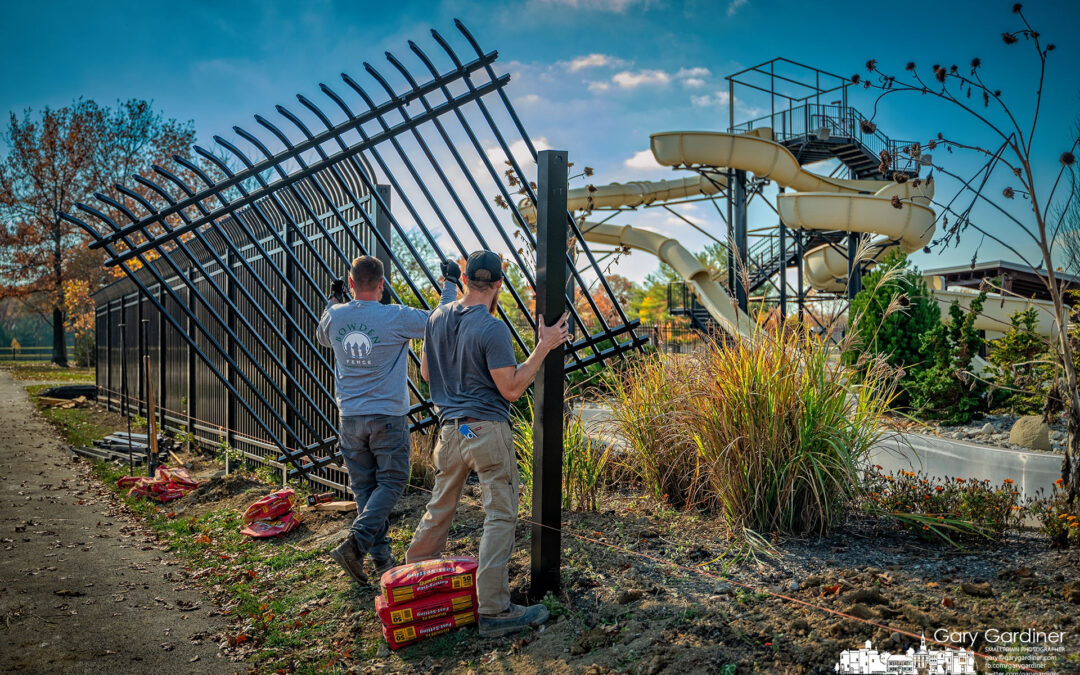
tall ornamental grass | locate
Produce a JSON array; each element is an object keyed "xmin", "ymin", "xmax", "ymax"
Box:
[{"xmin": 608, "ymin": 326, "xmax": 897, "ymax": 535}]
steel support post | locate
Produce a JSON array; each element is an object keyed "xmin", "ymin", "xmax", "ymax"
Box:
[
  {"xmin": 285, "ymin": 221, "xmax": 297, "ymax": 440},
  {"xmin": 778, "ymin": 186, "xmax": 787, "ymax": 321},
  {"xmin": 531, "ymin": 149, "xmax": 567, "ymax": 600},
  {"xmin": 847, "ymin": 233, "xmax": 862, "ymax": 299},
  {"xmin": 158, "ymin": 283, "xmax": 167, "ymax": 430},
  {"xmin": 186, "ymin": 268, "xmax": 195, "ymax": 434},
  {"xmin": 733, "ymin": 169, "xmax": 749, "ymax": 312},
  {"xmin": 106, "ymin": 301, "xmax": 113, "ymax": 408},
  {"xmin": 375, "ymin": 185, "xmax": 393, "ymax": 304},
  {"xmin": 226, "ymin": 251, "xmax": 238, "ymax": 456}
]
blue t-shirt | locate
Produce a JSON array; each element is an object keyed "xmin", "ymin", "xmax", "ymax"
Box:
[{"xmin": 424, "ymin": 302, "xmax": 518, "ymax": 423}]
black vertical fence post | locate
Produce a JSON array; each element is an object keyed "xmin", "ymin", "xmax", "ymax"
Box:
[
  {"xmin": 531, "ymin": 149, "xmax": 567, "ymax": 600},
  {"xmin": 375, "ymin": 186, "xmax": 393, "ymax": 305},
  {"xmin": 186, "ymin": 268, "xmax": 195, "ymax": 434}
]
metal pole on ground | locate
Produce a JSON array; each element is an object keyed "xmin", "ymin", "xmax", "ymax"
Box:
[{"xmin": 531, "ymin": 149, "xmax": 568, "ymax": 600}]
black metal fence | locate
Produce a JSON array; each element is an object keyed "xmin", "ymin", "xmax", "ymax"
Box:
[{"xmin": 73, "ymin": 20, "xmax": 645, "ymax": 493}]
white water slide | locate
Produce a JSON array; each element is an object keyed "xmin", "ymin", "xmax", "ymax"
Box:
[{"xmin": 521, "ymin": 128, "xmax": 1060, "ymax": 339}]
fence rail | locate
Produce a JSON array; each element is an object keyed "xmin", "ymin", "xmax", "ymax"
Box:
[{"xmin": 1, "ymin": 345, "xmax": 74, "ymax": 362}]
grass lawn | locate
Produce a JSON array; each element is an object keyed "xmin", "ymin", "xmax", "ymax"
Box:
[
  {"xmin": 2, "ymin": 360, "xmax": 95, "ymax": 382},
  {"xmin": 25, "ymin": 383, "xmax": 124, "ymax": 447}
]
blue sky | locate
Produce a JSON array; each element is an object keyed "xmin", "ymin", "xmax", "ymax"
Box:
[{"xmin": 3, "ymin": 0, "xmax": 1078, "ymax": 284}]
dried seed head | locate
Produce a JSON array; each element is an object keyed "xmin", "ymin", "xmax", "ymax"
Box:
[
  {"xmin": 1003, "ymin": 186, "xmax": 1015, "ymax": 199},
  {"xmin": 860, "ymin": 119, "xmax": 877, "ymax": 134},
  {"xmin": 935, "ymin": 68, "xmax": 947, "ymax": 83},
  {"xmin": 1002, "ymin": 33, "xmax": 1019, "ymax": 44},
  {"xmin": 866, "ymin": 59, "xmax": 877, "ymax": 72},
  {"xmin": 1012, "ymin": 3, "xmax": 1022, "ymax": 12},
  {"xmin": 584, "ymin": 166, "xmax": 594, "ymax": 176},
  {"xmin": 1047, "ymin": 44, "xmax": 1056, "ymax": 51},
  {"xmin": 971, "ymin": 57, "xmax": 981, "ymax": 69},
  {"xmin": 893, "ymin": 172, "xmax": 909, "ymax": 184},
  {"xmin": 1062, "ymin": 152, "xmax": 1076, "ymax": 166},
  {"xmin": 891, "ymin": 195, "xmax": 902, "ymax": 209},
  {"xmin": 906, "ymin": 62, "xmax": 916, "ymax": 71},
  {"xmin": 851, "ymin": 74, "xmax": 861, "ymax": 84},
  {"xmin": 993, "ymin": 89, "xmax": 1002, "ymax": 97},
  {"xmin": 949, "ymin": 64, "xmax": 958, "ymax": 73}
]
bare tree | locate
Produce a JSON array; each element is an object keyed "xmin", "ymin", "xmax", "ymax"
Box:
[{"xmin": 856, "ymin": 4, "xmax": 1080, "ymax": 500}]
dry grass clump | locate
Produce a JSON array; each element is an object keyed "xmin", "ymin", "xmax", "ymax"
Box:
[{"xmin": 608, "ymin": 326, "xmax": 898, "ymax": 535}]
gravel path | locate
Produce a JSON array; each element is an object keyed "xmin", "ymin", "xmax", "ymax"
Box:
[{"xmin": 0, "ymin": 371, "xmax": 235, "ymax": 674}]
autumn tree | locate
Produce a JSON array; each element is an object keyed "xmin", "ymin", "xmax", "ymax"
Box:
[
  {"xmin": 856, "ymin": 4, "xmax": 1080, "ymax": 499},
  {"xmin": 0, "ymin": 99, "xmax": 194, "ymax": 365}
]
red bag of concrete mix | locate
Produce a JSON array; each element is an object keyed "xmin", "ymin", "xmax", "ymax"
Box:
[
  {"xmin": 381, "ymin": 610, "xmax": 477, "ymax": 650},
  {"xmin": 380, "ymin": 557, "xmax": 478, "ymax": 606},
  {"xmin": 239, "ymin": 489, "xmax": 300, "ymax": 538},
  {"xmin": 376, "ymin": 588, "xmax": 476, "ymax": 626}
]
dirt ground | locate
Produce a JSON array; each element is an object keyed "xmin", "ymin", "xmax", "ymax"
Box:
[
  {"xmin": 5, "ymin": 371, "xmax": 1080, "ymax": 673},
  {"xmin": 0, "ymin": 371, "xmax": 235, "ymax": 674}
]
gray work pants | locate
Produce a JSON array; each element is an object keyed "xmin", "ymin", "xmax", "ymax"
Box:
[{"xmin": 339, "ymin": 414, "xmax": 410, "ymax": 562}]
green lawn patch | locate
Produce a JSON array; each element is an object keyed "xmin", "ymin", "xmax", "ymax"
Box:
[
  {"xmin": 26, "ymin": 384, "xmax": 121, "ymax": 447},
  {"xmin": 3, "ymin": 361, "xmax": 95, "ymax": 382}
]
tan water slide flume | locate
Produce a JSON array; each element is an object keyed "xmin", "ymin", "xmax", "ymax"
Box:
[{"xmin": 519, "ymin": 127, "xmax": 1063, "ymax": 340}]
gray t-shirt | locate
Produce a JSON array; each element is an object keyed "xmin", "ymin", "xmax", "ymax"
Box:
[
  {"xmin": 316, "ymin": 282, "xmax": 456, "ymax": 419},
  {"xmin": 425, "ymin": 302, "xmax": 517, "ymax": 423}
]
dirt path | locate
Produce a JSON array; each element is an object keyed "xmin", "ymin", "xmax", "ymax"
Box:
[{"xmin": 0, "ymin": 371, "xmax": 235, "ymax": 674}]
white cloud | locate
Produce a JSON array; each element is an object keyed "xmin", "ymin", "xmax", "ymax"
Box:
[
  {"xmin": 682, "ymin": 77, "xmax": 706, "ymax": 88},
  {"xmin": 587, "ymin": 81, "xmax": 611, "ymax": 92},
  {"xmin": 624, "ymin": 149, "xmax": 663, "ymax": 171},
  {"xmin": 565, "ymin": 53, "xmax": 628, "ymax": 72},
  {"xmin": 514, "ymin": 94, "xmax": 543, "ymax": 106},
  {"xmin": 691, "ymin": 91, "xmax": 731, "ymax": 107},
  {"xmin": 727, "ymin": 0, "xmax": 749, "ymax": 16},
  {"xmin": 675, "ymin": 67, "xmax": 711, "ymax": 79},
  {"xmin": 486, "ymin": 137, "xmax": 552, "ymax": 170},
  {"xmin": 612, "ymin": 69, "xmax": 670, "ymax": 88}
]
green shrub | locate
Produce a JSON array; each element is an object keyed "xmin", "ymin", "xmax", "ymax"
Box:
[
  {"xmin": 847, "ymin": 251, "xmax": 940, "ymax": 401},
  {"xmin": 514, "ymin": 399, "xmax": 611, "ymax": 512},
  {"xmin": 608, "ymin": 326, "xmax": 897, "ymax": 535},
  {"xmin": 861, "ymin": 468, "xmax": 1023, "ymax": 546},
  {"xmin": 908, "ymin": 292, "xmax": 988, "ymax": 424},
  {"xmin": 986, "ymin": 307, "xmax": 1057, "ymax": 415}
]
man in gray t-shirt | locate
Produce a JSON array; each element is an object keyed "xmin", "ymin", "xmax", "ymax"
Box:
[
  {"xmin": 406, "ymin": 250, "xmax": 569, "ymax": 638},
  {"xmin": 316, "ymin": 255, "xmax": 457, "ymax": 585}
]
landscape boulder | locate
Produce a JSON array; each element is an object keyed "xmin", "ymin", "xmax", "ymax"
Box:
[{"xmin": 1009, "ymin": 415, "xmax": 1051, "ymax": 452}]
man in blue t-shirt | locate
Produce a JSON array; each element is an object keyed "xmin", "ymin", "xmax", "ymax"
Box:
[
  {"xmin": 406, "ymin": 250, "xmax": 569, "ymax": 638},
  {"xmin": 316, "ymin": 255, "xmax": 457, "ymax": 585}
]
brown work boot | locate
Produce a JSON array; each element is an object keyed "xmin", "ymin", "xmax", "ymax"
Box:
[
  {"xmin": 478, "ymin": 603, "xmax": 550, "ymax": 638},
  {"xmin": 329, "ymin": 537, "xmax": 369, "ymax": 585},
  {"xmin": 371, "ymin": 555, "xmax": 397, "ymax": 580}
]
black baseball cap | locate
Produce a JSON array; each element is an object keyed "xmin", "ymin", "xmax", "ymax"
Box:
[{"xmin": 465, "ymin": 250, "xmax": 504, "ymax": 282}]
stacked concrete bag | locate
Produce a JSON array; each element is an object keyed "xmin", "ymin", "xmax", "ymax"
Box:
[{"xmin": 376, "ymin": 557, "xmax": 479, "ymax": 649}]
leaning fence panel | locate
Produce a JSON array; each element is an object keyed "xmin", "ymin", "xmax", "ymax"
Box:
[{"xmin": 75, "ymin": 21, "xmax": 646, "ymax": 494}]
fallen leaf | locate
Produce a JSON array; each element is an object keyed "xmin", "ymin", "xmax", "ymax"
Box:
[{"xmin": 942, "ymin": 597, "xmax": 955, "ymax": 608}]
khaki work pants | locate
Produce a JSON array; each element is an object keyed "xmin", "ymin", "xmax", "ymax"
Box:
[{"xmin": 405, "ymin": 420, "xmax": 517, "ymax": 615}]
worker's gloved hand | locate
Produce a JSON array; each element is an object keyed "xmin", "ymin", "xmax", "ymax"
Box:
[
  {"xmin": 329, "ymin": 278, "xmax": 346, "ymax": 304},
  {"xmin": 440, "ymin": 259, "xmax": 461, "ymax": 286}
]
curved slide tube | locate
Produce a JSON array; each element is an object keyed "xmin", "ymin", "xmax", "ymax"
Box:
[
  {"xmin": 517, "ymin": 179, "xmax": 751, "ymax": 337},
  {"xmin": 650, "ymin": 130, "xmax": 936, "ymax": 292},
  {"xmin": 579, "ymin": 222, "xmax": 751, "ymax": 336}
]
